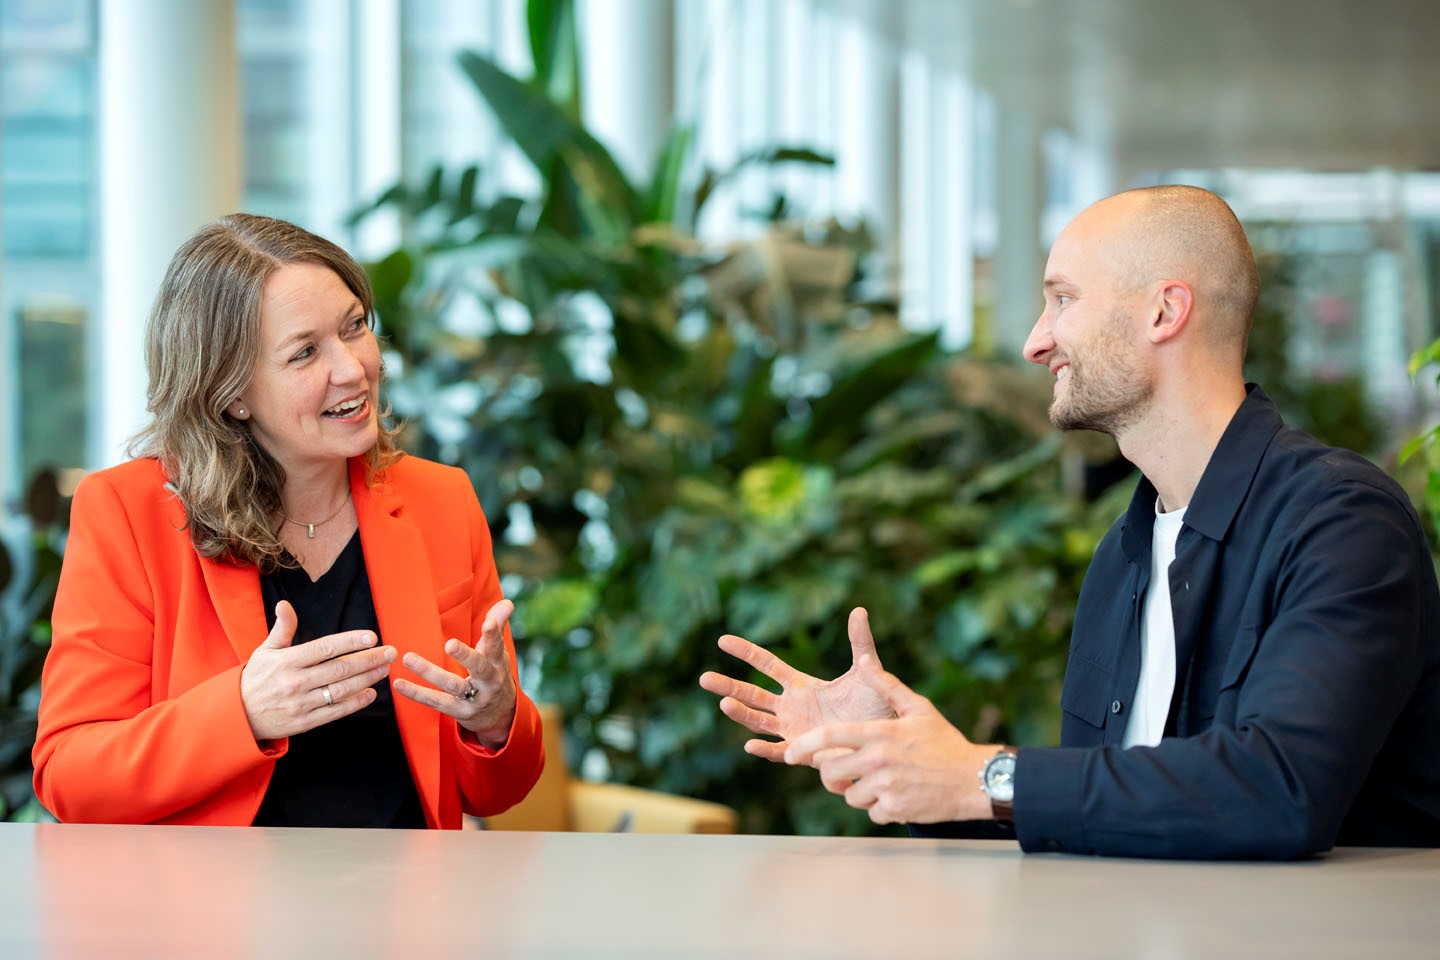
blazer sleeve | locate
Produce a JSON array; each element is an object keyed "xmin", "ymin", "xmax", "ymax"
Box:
[
  {"xmin": 32, "ymin": 472, "xmax": 279, "ymax": 824},
  {"xmin": 1013, "ymin": 478, "xmax": 1434, "ymax": 859},
  {"xmin": 447, "ymin": 480, "xmax": 545, "ymax": 817}
]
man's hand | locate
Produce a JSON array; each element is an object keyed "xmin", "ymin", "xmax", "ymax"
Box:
[
  {"xmin": 699, "ymin": 608, "xmax": 896, "ymax": 764},
  {"xmin": 785, "ymin": 657, "xmax": 998, "ymax": 825}
]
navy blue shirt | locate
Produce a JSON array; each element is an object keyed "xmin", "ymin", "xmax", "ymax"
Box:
[{"xmin": 920, "ymin": 385, "xmax": 1440, "ymax": 858}]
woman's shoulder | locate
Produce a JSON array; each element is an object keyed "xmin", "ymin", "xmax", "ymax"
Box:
[
  {"xmin": 378, "ymin": 453, "xmax": 470, "ymax": 492},
  {"xmin": 75, "ymin": 457, "xmax": 170, "ymax": 500}
]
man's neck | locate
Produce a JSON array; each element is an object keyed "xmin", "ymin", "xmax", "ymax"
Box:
[{"xmin": 1117, "ymin": 378, "xmax": 1247, "ymax": 512}]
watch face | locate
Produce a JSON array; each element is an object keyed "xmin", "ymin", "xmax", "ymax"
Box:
[{"xmin": 984, "ymin": 753, "xmax": 1016, "ymax": 803}]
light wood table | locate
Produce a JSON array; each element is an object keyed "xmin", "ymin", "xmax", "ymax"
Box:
[{"xmin": 1, "ymin": 823, "xmax": 1437, "ymax": 958}]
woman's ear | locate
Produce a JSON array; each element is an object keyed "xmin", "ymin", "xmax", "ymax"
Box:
[
  {"xmin": 228, "ymin": 400, "xmax": 251, "ymax": 420},
  {"xmin": 1149, "ymin": 279, "xmax": 1194, "ymax": 344}
]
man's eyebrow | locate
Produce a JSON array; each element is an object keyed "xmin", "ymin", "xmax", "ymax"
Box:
[{"xmin": 1043, "ymin": 277, "xmax": 1074, "ymax": 290}]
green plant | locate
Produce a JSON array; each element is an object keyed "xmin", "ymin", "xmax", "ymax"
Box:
[
  {"xmin": 0, "ymin": 469, "xmax": 66, "ymax": 822},
  {"xmin": 360, "ymin": 0, "xmax": 1122, "ymax": 834},
  {"xmin": 1401, "ymin": 339, "xmax": 1440, "ymax": 545}
]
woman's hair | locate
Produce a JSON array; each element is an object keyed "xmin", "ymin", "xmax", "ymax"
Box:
[{"xmin": 129, "ymin": 214, "xmax": 400, "ymax": 571}]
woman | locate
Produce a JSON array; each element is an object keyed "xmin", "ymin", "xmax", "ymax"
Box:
[{"xmin": 32, "ymin": 214, "xmax": 544, "ymax": 827}]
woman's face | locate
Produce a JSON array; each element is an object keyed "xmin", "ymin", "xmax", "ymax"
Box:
[{"xmin": 231, "ymin": 262, "xmax": 380, "ymax": 478}]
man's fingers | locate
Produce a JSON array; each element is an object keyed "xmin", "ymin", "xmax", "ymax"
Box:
[
  {"xmin": 785, "ymin": 722, "xmax": 875, "ymax": 765},
  {"xmin": 716, "ymin": 634, "xmax": 802, "ymax": 687},
  {"xmin": 260, "ymin": 601, "xmax": 298, "ymax": 649},
  {"xmin": 847, "ymin": 607, "xmax": 880, "ymax": 666},
  {"xmin": 717, "ymin": 696, "xmax": 781, "ymax": 737},
  {"xmin": 857, "ymin": 656, "xmax": 929, "ymax": 716},
  {"xmin": 699, "ymin": 672, "xmax": 780, "ymax": 713},
  {"xmin": 743, "ymin": 739, "xmax": 789, "ymax": 763}
]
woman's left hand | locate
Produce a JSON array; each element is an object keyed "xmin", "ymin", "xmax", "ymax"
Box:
[{"xmin": 395, "ymin": 599, "xmax": 517, "ymax": 749}]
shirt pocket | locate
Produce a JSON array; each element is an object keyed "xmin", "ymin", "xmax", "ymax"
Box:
[
  {"xmin": 435, "ymin": 574, "xmax": 474, "ymax": 645},
  {"xmin": 1060, "ymin": 655, "xmax": 1114, "ymax": 731},
  {"xmin": 1208, "ymin": 624, "xmax": 1262, "ymax": 726}
]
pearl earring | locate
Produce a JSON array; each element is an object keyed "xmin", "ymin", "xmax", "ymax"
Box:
[{"xmin": 237, "ymin": 407, "xmax": 247, "ymax": 417}]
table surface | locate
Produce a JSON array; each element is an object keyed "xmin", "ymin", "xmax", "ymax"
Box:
[{"xmin": 1, "ymin": 823, "xmax": 1437, "ymax": 959}]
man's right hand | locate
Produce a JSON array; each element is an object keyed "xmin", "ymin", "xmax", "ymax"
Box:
[
  {"xmin": 240, "ymin": 600, "xmax": 397, "ymax": 742},
  {"xmin": 698, "ymin": 607, "xmax": 896, "ymax": 764}
]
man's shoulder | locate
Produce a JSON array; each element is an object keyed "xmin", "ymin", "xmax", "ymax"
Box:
[{"xmin": 1263, "ymin": 426, "xmax": 1411, "ymax": 508}]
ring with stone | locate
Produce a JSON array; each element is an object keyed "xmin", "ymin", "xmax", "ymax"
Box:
[{"xmin": 456, "ymin": 681, "xmax": 478, "ymax": 702}]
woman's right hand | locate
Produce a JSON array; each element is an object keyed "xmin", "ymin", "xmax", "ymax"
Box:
[{"xmin": 240, "ymin": 601, "xmax": 398, "ymax": 742}]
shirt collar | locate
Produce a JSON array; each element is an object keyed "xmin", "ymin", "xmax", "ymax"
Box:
[{"xmin": 1120, "ymin": 383, "xmax": 1285, "ymax": 562}]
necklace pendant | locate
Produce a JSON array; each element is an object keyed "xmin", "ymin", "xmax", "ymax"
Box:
[{"xmin": 306, "ymin": 523, "xmax": 316, "ymax": 538}]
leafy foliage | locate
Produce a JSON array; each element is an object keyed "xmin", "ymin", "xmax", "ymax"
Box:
[
  {"xmin": 359, "ymin": 0, "xmax": 1125, "ymax": 835},
  {"xmin": 0, "ymin": 469, "xmax": 66, "ymax": 822}
]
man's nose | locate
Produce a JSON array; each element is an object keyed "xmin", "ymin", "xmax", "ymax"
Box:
[{"xmin": 1022, "ymin": 314, "xmax": 1053, "ymax": 366}]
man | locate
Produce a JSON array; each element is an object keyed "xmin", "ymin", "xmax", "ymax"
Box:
[{"xmin": 699, "ymin": 186, "xmax": 1440, "ymax": 859}]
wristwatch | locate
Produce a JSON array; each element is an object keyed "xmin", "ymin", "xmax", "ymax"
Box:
[{"xmin": 978, "ymin": 749, "xmax": 1017, "ymax": 824}]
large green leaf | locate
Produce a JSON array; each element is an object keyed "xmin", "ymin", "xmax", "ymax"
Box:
[
  {"xmin": 642, "ymin": 124, "xmax": 695, "ymax": 225},
  {"xmin": 457, "ymin": 51, "xmax": 639, "ymax": 243},
  {"xmin": 527, "ymin": 0, "xmax": 581, "ymax": 121},
  {"xmin": 799, "ymin": 331, "xmax": 941, "ymax": 461}
]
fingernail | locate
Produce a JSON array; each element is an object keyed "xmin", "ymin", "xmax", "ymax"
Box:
[{"xmin": 783, "ymin": 749, "xmax": 794, "ymax": 764}]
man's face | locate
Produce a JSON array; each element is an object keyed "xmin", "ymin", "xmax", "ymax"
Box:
[{"xmin": 1021, "ymin": 211, "xmax": 1154, "ymax": 436}]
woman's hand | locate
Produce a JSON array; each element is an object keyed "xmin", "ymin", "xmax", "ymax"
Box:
[
  {"xmin": 394, "ymin": 599, "xmax": 517, "ymax": 749},
  {"xmin": 240, "ymin": 600, "xmax": 398, "ymax": 742}
]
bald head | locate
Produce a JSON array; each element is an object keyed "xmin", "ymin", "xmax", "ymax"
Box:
[{"xmin": 1074, "ymin": 185, "xmax": 1260, "ymax": 359}]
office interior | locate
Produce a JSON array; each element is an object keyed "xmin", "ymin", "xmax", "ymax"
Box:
[{"xmin": 3, "ymin": 0, "xmax": 1440, "ymax": 831}]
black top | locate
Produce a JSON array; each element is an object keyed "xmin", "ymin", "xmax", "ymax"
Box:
[{"xmin": 254, "ymin": 531, "xmax": 426, "ymax": 828}]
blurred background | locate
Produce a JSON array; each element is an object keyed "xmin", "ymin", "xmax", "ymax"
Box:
[{"xmin": 3, "ymin": 0, "xmax": 1440, "ymax": 831}]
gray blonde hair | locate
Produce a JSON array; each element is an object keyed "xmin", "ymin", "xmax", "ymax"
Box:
[{"xmin": 129, "ymin": 214, "xmax": 400, "ymax": 571}]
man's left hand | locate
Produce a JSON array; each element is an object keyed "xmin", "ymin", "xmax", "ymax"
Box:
[{"xmin": 784, "ymin": 656, "xmax": 998, "ymax": 825}]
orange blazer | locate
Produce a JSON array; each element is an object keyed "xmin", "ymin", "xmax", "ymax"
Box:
[{"xmin": 33, "ymin": 455, "xmax": 544, "ymax": 827}]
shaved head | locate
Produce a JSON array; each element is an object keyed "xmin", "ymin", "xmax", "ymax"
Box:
[{"xmin": 1076, "ymin": 185, "xmax": 1260, "ymax": 359}]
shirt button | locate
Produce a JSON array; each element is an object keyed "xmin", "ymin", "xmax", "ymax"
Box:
[{"xmin": 1110, "ymin": 699, "xmax": 1123, "ymax": 714}]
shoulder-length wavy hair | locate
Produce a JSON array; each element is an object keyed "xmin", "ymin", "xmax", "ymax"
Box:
[{"xmin": 129, "ymin": 214, "xmax": 401, "ymax": 571}]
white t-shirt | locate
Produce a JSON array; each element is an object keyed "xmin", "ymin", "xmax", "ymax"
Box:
[{"xmin": 1123, "ymin": 499, "xmax": 1188, "ymax": 748}]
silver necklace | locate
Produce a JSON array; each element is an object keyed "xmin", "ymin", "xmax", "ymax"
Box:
[{"xmin": 282, "ymin": 490, "xmax": 352, "ymax": 538}]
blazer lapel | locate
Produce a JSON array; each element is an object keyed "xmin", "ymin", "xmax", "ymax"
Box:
[
  {"xmin": 352, "ymin": 459, "xmax": 444, "ymax": 823},
  {"xmin": 201, "ymin": 555, "xmax": 267, "ymax": 664}
]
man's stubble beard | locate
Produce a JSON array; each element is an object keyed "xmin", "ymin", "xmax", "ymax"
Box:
[{"xmin": 1048, "ymin": 311, "xmax": 1153, "ymax": 438}]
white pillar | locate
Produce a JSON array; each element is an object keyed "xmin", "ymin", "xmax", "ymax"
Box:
[
  {"xmin": 96, "ymin": 0, "xmax": 241, "ymax": 469},
  {"xmin": 353, "ymin": 0, "xmax": 402, "ymax": 260},
  {"xmin": 578, "ymin": 0, "xmax": 674, "ymax": 189},
  {"xmin": 835, "ymin": 13, "xmax": 900, "ymax": 291},
  {"xmin": 992, "ymin": 103, "xmax": 1043, "ymax": 358}
]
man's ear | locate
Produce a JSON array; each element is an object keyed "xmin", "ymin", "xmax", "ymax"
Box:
[{"xmin": 1149, "ymin": 280, "xmax": 1194, "ymax": 344}]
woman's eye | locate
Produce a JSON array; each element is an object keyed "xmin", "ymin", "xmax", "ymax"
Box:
[
  {"xmin": 290, "ymin": 345, "xmax": 315, "ymax": 362},
  {"xmin": 348, "ymin": 316, "xmax": 368, "ymax": 333}
]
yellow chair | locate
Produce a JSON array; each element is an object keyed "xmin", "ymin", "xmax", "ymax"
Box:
[{"xmin": 483, "ymin": 704, "xmax": 738, "ymax": 834}]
